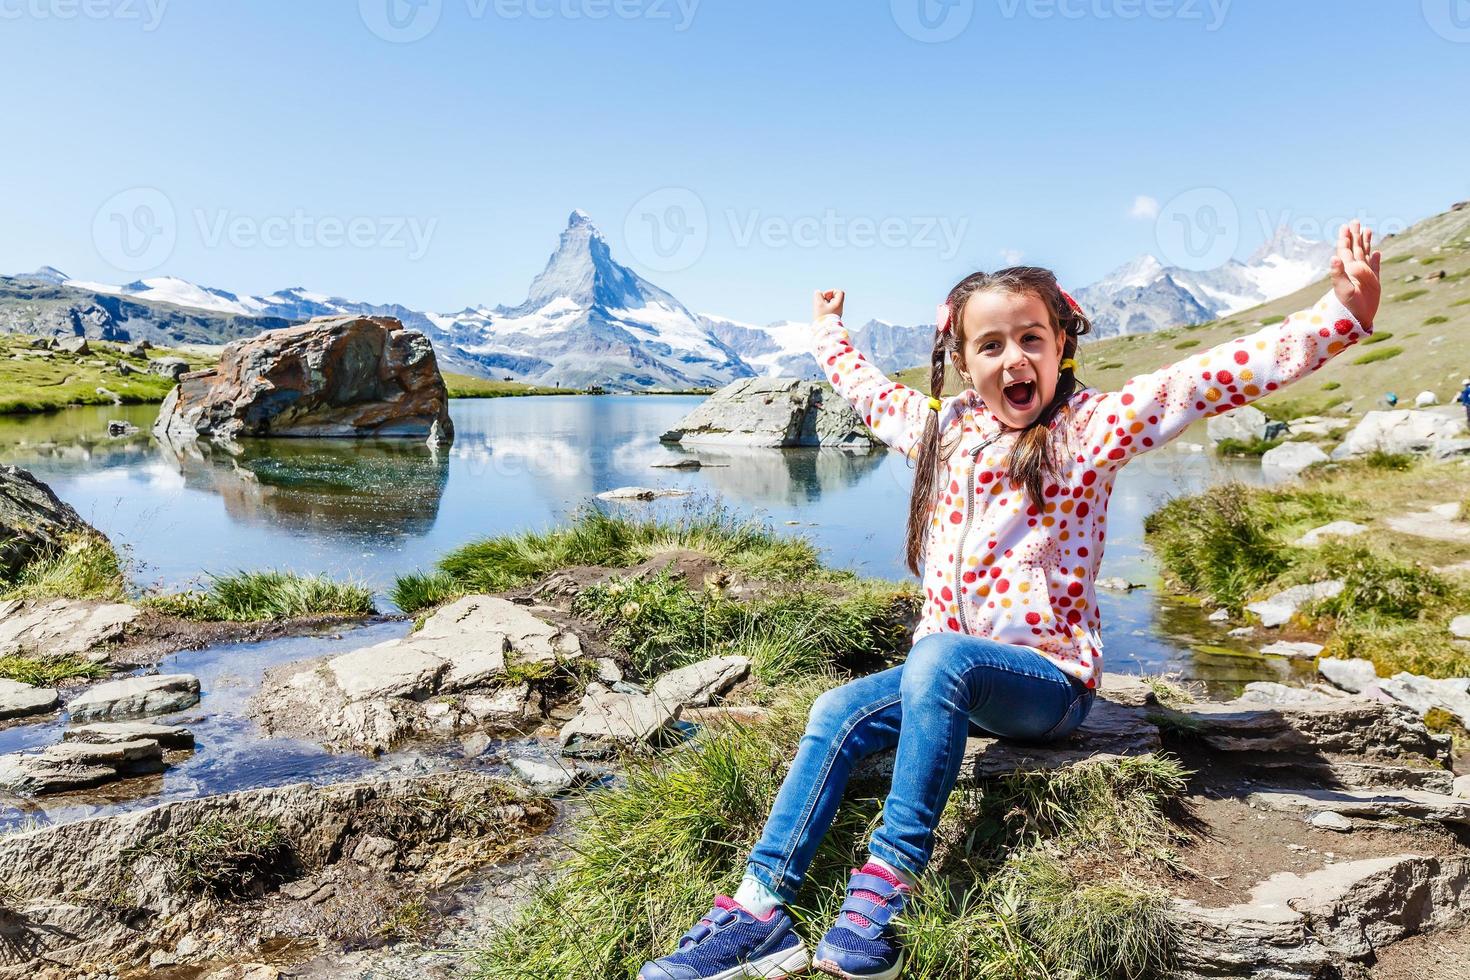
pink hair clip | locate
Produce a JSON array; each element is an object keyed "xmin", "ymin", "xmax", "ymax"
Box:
[
  {"xmin": 935, "ymin": 302, "xmax": 952, "ymax": 335},
  {"xmin": 1059, "ymin": 289, "xmax": 1082, "ymax": 315}
]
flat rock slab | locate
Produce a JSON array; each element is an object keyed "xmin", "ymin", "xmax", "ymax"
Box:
[
  {"xmin": 1247, "ymin": 787, "xmax": 1470, "ymax": 828},
  {"xmin": 1376, "ymin": 672, "xmax": 1470, "ymax": 729},
  {"xmin": 1172, "ymin": 853, "xmax": 1470, "ymax": 979},
  {"xmin": 64, "ymin": 721, "xmax": 195, "ymax": 751},
  {"xmin": 1293, "ymin": 520, "xmax": 1368, "ymax": 547},
  {"xmin": 0, "ymin": 737, "xmax": 165, "ymax": 794},
  {"xmin": 1318, "ymin": 657, "xmax": 1380, "ymax": 694},
  {"xmin": 0, "ymin": 598, "xmax": 139, "ymax": 659},
  {"xmin": 0, "ymin": 678, "xmax": 60, "ymax": 720},
  {"xmin": 67, "ymin": 673, "xmax": 200, "ymax": 722},
  {"xmin": 1259, "ymin": 641, "xmax": 1324, "ymax": 661},
  {"xmin": 560, "ymin": 683, "xmax": 681, "ymax": 757},
  {"xmin": 510, "ymin": 758, "xmax": 591, "ymax": 796}
]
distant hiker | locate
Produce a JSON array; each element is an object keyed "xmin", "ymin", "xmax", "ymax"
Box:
[
  {"xmin": 1458, "ymin": 378, "xmax": 1470, "ymax": 425},
  {"xmin": 640, "ymin": 221, "xmax": 1385, "ymax": 980},
  {"xmin": 1385, "ymin": 391, "xmax": 1398, "ymax": 408}
]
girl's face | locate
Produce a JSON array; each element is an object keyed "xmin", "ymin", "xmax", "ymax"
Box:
[{"xmin": 954, "ymin": 287, "xmax": 1067, "ymax": 430}]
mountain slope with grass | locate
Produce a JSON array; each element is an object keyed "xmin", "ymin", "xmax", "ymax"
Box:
[{"xmin": 895, "ymin": 202, "xmax": 1470, "ymax": 420}]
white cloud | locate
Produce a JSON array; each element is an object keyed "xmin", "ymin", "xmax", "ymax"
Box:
[{"xmin": 1130, "ymin": 195, "xmax": 1161, "ymax": 220}]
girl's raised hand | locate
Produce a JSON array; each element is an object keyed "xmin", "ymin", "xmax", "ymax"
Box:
[
  {"xmin": 813, "ymin": 289, "xmax": 845, "ymax": 322},
  {"xmin": 1330, "ymin": 220, "xmax": 1382, "ymax": 328}
]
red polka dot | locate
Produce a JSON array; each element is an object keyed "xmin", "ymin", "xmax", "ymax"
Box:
[{"xmin": 1233, "ymin": 350, "xmax": 1249, "ymax": 364}]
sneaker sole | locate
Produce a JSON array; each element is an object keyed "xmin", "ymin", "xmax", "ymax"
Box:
[
  {"xmin": 670, "ymin": 943, "xmax": 812, "ymax": 980},
  {"xmin": 812, "ymin": 952, "xmax": 904, "ymax": 980}
]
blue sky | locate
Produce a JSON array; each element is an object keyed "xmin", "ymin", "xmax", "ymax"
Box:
[{"xmin": 2, "ymin": 0, "xmax": 1467, "ymax": 325}]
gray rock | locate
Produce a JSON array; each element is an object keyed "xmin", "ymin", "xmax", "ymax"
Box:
[
  {"xmin": 1246, "ymin": 580, "xmax": 1344, "ymax": 628},
  {"xmin": 1226, "ymin": 626, "xmax": 1254, "ymax": 638},
  {"xmin": 1207, "ymin": 607, "xmax": 1230, "ymax": 622},
  {"xmin": 0, "ymin": 465, "xmax": 97, "ymax": 581},
  {"xmin": 1171, "ymin": 854, "xmax": 1470, "ymax": 979},
  {"xmin": 560, "ymin": 683, "xmax": 681, "ymax": 757},
  {"xmin": 1331, "ymin": 407, "xmax": 1468, "ymax": 459},
  {"xmin": 462, "ymin": 684, "xmax": 534, "ymax": 725},
  {"xmin": 594, "ymin": 657, "xmax": 624, "ymax": 684},
  {"xmin": 0, "ymin": 678, "xmax": 60, "ymax": 719},
  {"xmin": 57, "ymin": 336, "xmax": 90, "ymax": 355},
  {"xmin": 64, "ymin": 721, "xmax": 195, "ymax": 750},
  {"xmin": 596, "ymin": 486, "xmax": 692, "ymax": 501},
  {"xmin": 1259, "ymin": 641, "xmax": 1324, "ymax": 660},
  {"xmin": 1309, "ymin": 810, "xmax": 1354, "ymax": 831},
  {"xmin": 1237, "ymin": 682, "xmax": 1340, "ymax": 706},
  {"xmin": 1318, "ymin": 657, "xmax": 1380, "ymax": 694},
  {"xmin": 1376, "ymin": 672, "xmax": 1470, "ymax": 729},
  {"xmin": 1096, "ymin": 576, "xmax": 1140, "ymax": 592},
  {"xmin": 650, "ymin": 655, "xmax": 751, "ymax": 709},
  {"xmin": 0, "ymin": 738, "xmax": 165, "ymax": 794},
  {"xmin": 1449, "ymin": 614, "xmax": 1470, "ymax": 640},
  {"xmin": 0, "ymin": 598, "xmax": 140, "ymax": 659},
  {"xmin": 326, "ymin": 642, "xmax": 447, "ymax": 700},
  {"xmin": 1261, "ymin": 441, "xmax": 1329, "ymax": 479},
  {"xmin": 660, "ymin": 377, "xmax": 879, "ymax": 449},
  {"xmin": 1455, "ymin": 775, "xmax": 1470, "ymax": 799},
  {"xmin": 510, "ymin": 758, "xmax": 590, "ymax": 796},
  {"xmin": 147, "ymin": 356, "xmax": 190, "ymax": 380},
  {"xmin": 1250, "ymin": 786, "xmax": 1470, "ymax": 828},
  {"xmin": 1205, "ymin": 404, "xmax": 1269, "ymax": 444},
  {"xmin": 67, "ymin": 673, "xmax": 201, "ymax": 722},
  {"xmin": 1294, "ymin": 520, "xmax": 1369, "ymax": 547}
]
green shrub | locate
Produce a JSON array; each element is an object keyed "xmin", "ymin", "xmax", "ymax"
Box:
[
  {"xmin": 1363, "ymin": 449, "xmax": 1415, "ymax": 471},
  {"xmin": 2, "ymin": 532, "xmax": 124, "ymax": 603},
  {"xmin": 1214, "ymin": 436, "xmax": 1280, "ymax": 458},
  {"xmin": 1295, "ymin": 543, "xmax": 1455, "ymax": 624}
]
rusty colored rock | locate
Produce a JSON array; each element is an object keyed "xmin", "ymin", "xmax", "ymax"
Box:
[{"xmin": 152, "ymin": 315, "xmax": 454, "ymax": 446}]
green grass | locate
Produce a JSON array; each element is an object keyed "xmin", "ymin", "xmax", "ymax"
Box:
[
  {"xmin": 0, "ymin": 531, "xmax": 125, "ymax": 603},
  {"xmin": 144, "ymin": 570, "xmax": 375, "ymax": 622},
  {"xmin": 0, "ymin": 653, "xmax": 108, "ymax": 686},
  {"xmin": 1321, "ymin": 381, "xmax": 1341, "ymax": 391},
  {"xmin": 1360, "ymin": 330, "xmax": 1395, "ymax": 345},
  {"xmin": 1172, "ymin": 339, "xmax": 1200, "ymax": 350},
  {"xmin": 1352, "ymin": 345, "xmax": 1403, "ymax": 365},
  {"xmin": 1364, "ymin": 449, "xmax": 1415, "ymax": 471},
  {"xmin": 124, "ymin": 816, "xmax": 290, "ymax": 898},
  {"xmin": 1425, "ymin": 315, "xmax": 1450, "ymax": 326},
  {"xmin": 1259, "ymin": 315, "xmax": 1286, "ymax": 326},
  {"xmin": 572, "ymin": 569, "xmax": 915, "ymax": 681},
  {"xmin": 443, "ymin": 371, "xmax": 575, "ymax": 398},
  {"xmin": 0, "ymin": 335, "xmax": 209, "ymax": 414},
  {"xmin": 475, "ymin": 685, "xmax": 1186, "ymax": 980},
  {"xmin": 394, "ymin": 505, "xmax": 831, "ymax": 614},
  {"xmin": 1323, "ymin": 623, "xmax": 1470, "ymax": 679},
  {"xmin": 1393, "ymin": 289, "xmax": 1429, "ymax": 303}
]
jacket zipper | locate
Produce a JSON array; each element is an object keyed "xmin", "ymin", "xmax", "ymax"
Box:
[{"xmin": 952, "ymin": 430, "xmax": 1006, "ymax": 634}]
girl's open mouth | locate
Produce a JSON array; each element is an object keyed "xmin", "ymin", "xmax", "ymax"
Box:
[{"xmin": 1003, "ymin": 380, "xmax": 1037, "ymax": 411}]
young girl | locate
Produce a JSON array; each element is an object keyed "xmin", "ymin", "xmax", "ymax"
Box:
[{"xmin": 640, "ymin": 222, "xmax": 1382, "ymax": 980}]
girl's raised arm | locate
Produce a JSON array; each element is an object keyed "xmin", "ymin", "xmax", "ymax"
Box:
[
  {"xmin": 1077, "ymin": 222, "xmax": 1383, "ymax": 469},
  {"xmin": 809, "ymin": 289, "xmax": 935, "ymax": 459}
]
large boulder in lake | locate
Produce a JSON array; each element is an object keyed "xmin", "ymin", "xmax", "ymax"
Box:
[
  {"xmin": 0, "ymin": 464, "xmax": 96, "ymax": 581},
  {"xmin": 152, "ymin": 316, "xmax": 454, "ymax": 447},
  {"xmin": 660, "ymin": 377, "xmax": 879, "ymax": 449},
  {"xmin": 1331, "ymin": 407, "xmax": 1467, "ymax": 460}
]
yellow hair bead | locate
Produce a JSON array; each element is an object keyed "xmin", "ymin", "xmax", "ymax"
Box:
[
  {"xmin": 928, "ymin": 396, "xmax": 942, "ymax": 412},
  {"xmin": 1059, "ymin": 358, "xmax": 1078, "ymax": 372}
]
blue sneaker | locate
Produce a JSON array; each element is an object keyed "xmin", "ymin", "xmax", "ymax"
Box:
[
  {"xmin": 639, "ymin": 896, "xmax": 811, "ymax": 980},
  {"xmin": 812, "ymin": 866, "xmax": 909, "ymax": 980}
]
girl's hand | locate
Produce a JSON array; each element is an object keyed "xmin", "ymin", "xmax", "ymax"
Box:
[
  {"xmin": 813, "ymin": 289, "xmax": 845, "ymax": 322},
  {"xmin": 1330, "ymin": 220, "xmax": 1382, "ymax": 328}
]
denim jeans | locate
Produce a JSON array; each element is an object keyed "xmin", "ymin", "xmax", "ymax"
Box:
[{"xmin": 744, "ymin": 631, "xmax": 1096, "ymax": 901}]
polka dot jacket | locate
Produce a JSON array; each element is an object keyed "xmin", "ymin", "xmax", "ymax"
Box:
[{"xmin": 812, "ymin": 290, "xmax": 1369, "ymax": 691}]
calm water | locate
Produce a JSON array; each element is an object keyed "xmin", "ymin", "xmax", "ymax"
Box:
[{"xmin": 0, "ymin": 396, "xmax": 1297, "ymax": 687}]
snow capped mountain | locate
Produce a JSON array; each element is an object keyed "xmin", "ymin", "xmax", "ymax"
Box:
[{"xmin": 1073, "ymin": 228, "xmax": 1334, "ymax": 339}]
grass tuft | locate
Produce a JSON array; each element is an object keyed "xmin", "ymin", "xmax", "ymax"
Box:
[
  {"xmin": 145, "ymin": 570, "xmax": 375, "ymax": 622},
  {"xmin": 0, "ymin": 653, "xmax": 108, "ymax": 686},
  {"xmin": 1, "ymin": 532, "xmax": 124, "ymax": 603},
  {"xmin": 124, "ymin": 816, "xmax": 291, "ymax": 898}
]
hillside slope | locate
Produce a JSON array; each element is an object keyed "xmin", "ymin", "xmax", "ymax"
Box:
[{"xmin": 896, "ymin": 203, "xmax": 1470, "ymax": 420}]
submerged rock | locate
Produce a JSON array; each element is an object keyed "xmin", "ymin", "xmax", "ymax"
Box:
[
  {"xmin": 0, "ymin": 736, "xmax": 168, "ymax": 795},
  {"xmin": 152, "ymin": 315, "xmax": 454, "ymax": 448},
  {"xmin": 67, "ymin": 673, "xmax": 201, "ymax": 722},
  {"xmin": 660, "ymin": 377, "xmax": 879, "ymax": 449}
]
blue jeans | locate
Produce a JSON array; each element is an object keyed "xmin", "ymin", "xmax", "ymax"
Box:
[{"xmin": 745, "ymin": 632, "xmax": 1096, "ymax": 901}]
